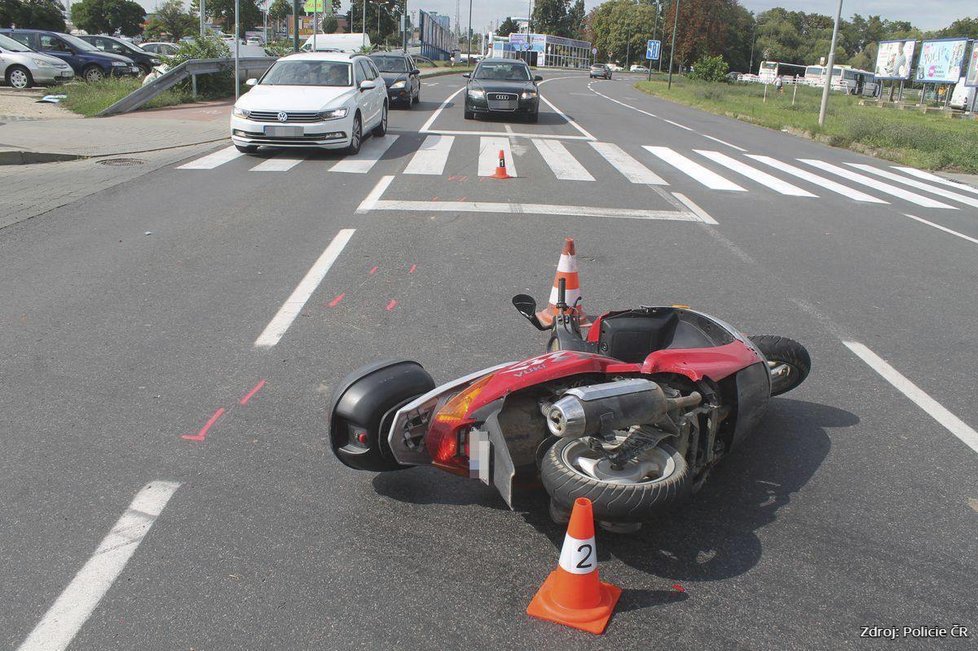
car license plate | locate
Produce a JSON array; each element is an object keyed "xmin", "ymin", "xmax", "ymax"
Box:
[{"xmin": 264, "ymin": 126, "xmax": 303, "ymax": 137}]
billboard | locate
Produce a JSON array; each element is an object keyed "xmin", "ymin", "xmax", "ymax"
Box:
[
  {"xmin": 874, "ymin": 39, "xmax": 915, "ymax": 80},
  {"xmin": 966, "ymin": 43, "xmax": 978, "ymax": 87},
  {"xmin": 915, "ymin": 38, "xmax": 969, "ymax": 83},
  {"xmin": 419, "ymin": 10, "xmax": 454, "ymax": 59}
]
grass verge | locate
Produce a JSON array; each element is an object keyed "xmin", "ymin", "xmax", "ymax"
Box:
[
  {"xmin": 48, "ymin": 78, "xmax": 197, "ymax": 117},
  {"xmin": 635, "ymin": 77, "xmax": 978, "ymax": 174}
]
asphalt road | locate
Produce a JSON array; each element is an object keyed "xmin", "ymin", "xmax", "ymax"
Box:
[{"xmin": 1, "ymin": 71, "xmax": 976, "ymax": 650}]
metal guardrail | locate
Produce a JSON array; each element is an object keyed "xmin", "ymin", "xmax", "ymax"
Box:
[{"xmin": 97, "ymin": 57, "xmax": 278, "ymax": 117}]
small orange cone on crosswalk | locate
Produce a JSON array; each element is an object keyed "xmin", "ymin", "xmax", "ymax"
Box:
[
  {"xmin": 536, "ymin": 237, "xmax": 587, "ymax": 328},
  {"xmin": 527, "ymin": 497, "xmax": 621, "ymax": 634},
  {"xmin": 491, "ymin": 148, "xmax": 512, "ymax": 179}
]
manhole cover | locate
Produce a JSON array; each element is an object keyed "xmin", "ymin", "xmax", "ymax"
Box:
[{"xmin": 97, "ymin": 157, "xmax": 145, "ymax": 166}]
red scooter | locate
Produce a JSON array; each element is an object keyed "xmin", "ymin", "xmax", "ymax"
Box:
[{"xmin": 328, "ymin": 281, "xmax": 810, "ymax": 531}]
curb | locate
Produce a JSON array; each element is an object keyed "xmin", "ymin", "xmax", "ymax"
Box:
[{"xmin": 0, "ymin": 150, "xmax": 86, "ymax": 165}]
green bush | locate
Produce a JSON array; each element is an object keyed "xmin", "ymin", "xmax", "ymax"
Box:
[
  {"xmin": 166, "ymin": 36, "xmax": 234, "ymax": 98},
  {"xmin": 688, "ymin": 55, "xmax": 729, "ymax": 83}
]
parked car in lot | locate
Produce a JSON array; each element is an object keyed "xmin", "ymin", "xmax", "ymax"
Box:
[
  {"xmin": 589, "ymin": 63, "xmax": 612, "ymax": 79},
  {"xmin": 463, "ymin": 58, "xmax": 542, "ymax": 122},
  {"xmin": 139, "ymin": 42, "xmax": 180, "ymax": 56},
  {"xmin": 629, "ymin": 64, "xmax": 650, "ymax": 73},
  {"xmin": 0, "ymin": 32, "xmax": 74, "ymax": 88},
  {"xmin": 230, "ymin": 52, "xmax": 388, "ymax": 155},
  {"xmin": 76, "ymin": 34, "xmax": 160, "ymax": 76},
  {"xmin": 0, "ymin": 29, "xmax": 139, "ymax": 82},
  {"xmin": 368, "ymin": 52, "xmax": 421, "ymax": 107}
]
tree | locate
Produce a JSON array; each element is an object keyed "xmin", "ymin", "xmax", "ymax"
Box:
[
  {"xmin": 934, "ymin": 17, "xmax": 978, "ymax": 40},
  {"xmin": 16, "ymin": 0, "xmax": 65, "ymax": 30},
  {"xmin": 588, "ymin": 0, "xmax": 656, "ymax": 65},
  {"xmin": 205, "ymin": 0, "xmax": 262, "ymax": 33},
  {"xmin": 145, "ymin": 0, "xmax": 196, "ymax": 40},
  {"xmin": 1, "ymin": 0, "xmax": 24, "ymax": 27},
  {"xmin": 72, "ymin": 0, "xmax": 145, "ymax": 37},
  {"xmin": 348, "ymin": 0, "xmax": 399, "ymax": 42},
  {"xmin": 322, "ymin": 14, "xmax": 337, "ymax": 34},
  {"xmin": 565, "ymin": 0, "xmax": 585, "ymax": 39},
  {"xmin": 497, "ymin": 16, "xmax": 518, "ymax": 36},
  {"xmin": 267, "ymin": 0, "xmax": 289, "ymax": 35},
  {"xmin": 533, "ymin": 0, "xmax": 569, "ymax": 36}
]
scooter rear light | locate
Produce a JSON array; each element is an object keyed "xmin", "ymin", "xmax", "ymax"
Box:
[{"xmin": 426, "ymin": 374, "xmax": 495, "ymax": 474}]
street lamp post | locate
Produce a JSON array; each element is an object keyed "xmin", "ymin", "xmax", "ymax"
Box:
[
  {"xmin": 749, "ymin": 19, "xmax": 757, "ymax": 74},
  {"xmin": 667, "ymin": 0, "xmax": 680, "ymax": 89},
  {"xmin": 818, "ymin": 0, "xmax": 843, "ymax": 127},
  {"xmin": 362, "ymin": 0, "xmax": 367, "ymax": 48},
  {"xmin": 467, "ymin": 0, "xmax": 472, "ymax": 61}
]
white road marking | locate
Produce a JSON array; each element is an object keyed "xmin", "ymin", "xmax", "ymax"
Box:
[
  {"xmin": 672, "ymin": 192, "xmax": 720, "ymax": 224},
  {"xmin": 847, "ymin": 164, "xmax": 978, "ymax": 209},
  {"xmin": 17, "ymin": 481, "xmax": 181, "ymax": 651},
  {"xmin": 589, "ymin": 142, "xmax": 667, "ymax": 185},
  {"xmin": 356, "ymin": 175, "xmax": 395, "ymax": 213},
  {"xmin": 696, "ymin": 150, "xmax": 816, "ymax": 197},
  {"xmin": 250, "ymin": 155, "xmax": 305, "ymax": 172},
  {"xmin": 403, "ymin": 135, "xmax": 454, "ymax": 175},
  {"xmin": 423, "ymin": 82, "xmax": 439, "ymax": 86},
  {"xmin": 254, "ymin": 229, "xmax": 355, "ymax": 348},
  {"xmin": 904, "ymin": 214, "xmax": 978, "ymax": 245},
  {"xmin": 538, "ymin": 94, "xmax": 596, "ymax": 141},
  {"xmin": 478, "ymin": 137, "xmax": 517, "ymax": 177},
  {"xmin": 588, "ymin": 83, "xmax": 657, "ymax": 117},
  {"xmin": 330, "ymin": 135, "xmax": 399, "ymax": 173},
  {"xmin": 644, "ymin": 146, "xmax": 746, "ymax": 191},
  {"xmin": 176, "ymin": 146, "xmax": 243, "ymax": 170},
  {"xmin": 365, "ymin": 199, "xmax": 706, "ymax": 222},
  {"xmin": 662, "ymin": 118, "xmax": 693, "ymax": 131},
  {"xmin": 422, "ymin": 129, "xmax": 591, "ymax": 140},
  {"xmin": 844, "ymin": 341, "xmax": 978, "ymax": 455},
  {"xmin": 893, "ymin": 167, "xmax": 978, "ymax": 196},
  {"xmin": 747, "ymin": 155, "xmax": 888, "ymax": 203},
  {"xmin": 420, "ymin": 87, "xmax": 464, "ymax": 132},
  {"xmin": 800, "ymin": 159, "xmax": 955, "ymax": 209},
  {"xmin": 702, "ymin": 134, "xmax": 748, "ymax": 152},
  {"xmin": 533, "ymin": 139, "xmax": 594, "ymax": 181}
]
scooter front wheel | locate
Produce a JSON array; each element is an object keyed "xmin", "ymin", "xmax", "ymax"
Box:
[{"xmin": 749, "ymin": 335, "xmax": 811, "ymax": 396}]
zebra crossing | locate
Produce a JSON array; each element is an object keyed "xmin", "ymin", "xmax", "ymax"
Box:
[{"xmin": 176, "ymin": 138, "xmax": 978, "ymax": 212}]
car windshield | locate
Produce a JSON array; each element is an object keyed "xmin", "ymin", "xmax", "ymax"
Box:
[
  {"xmin": 474, "ymin": 62, "xmax": 531, "ymax": 81},
  {"xmin": 371, "ymin": 56, "xmax": 407, "ymax": 73},
  {"xmin": 261, "ymin": 60, "xmax": 352, "ymax": 86},
  {"xmin": 61, "ymin": 34, "xmax": 99, "ymax": 51},
  {"xmin": 0, "ymin": 34, "xmax": 32, "ymax": 52}
]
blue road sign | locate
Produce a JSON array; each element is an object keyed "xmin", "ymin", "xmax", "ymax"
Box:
[{"xmin": 646, "ymin": 40, "xmax": 661, "ymax": 61}]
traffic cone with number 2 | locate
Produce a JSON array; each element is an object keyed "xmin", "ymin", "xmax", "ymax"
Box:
[{"xmin": 527, "ymin": 497, "xmax": 621, "ymax": 634}]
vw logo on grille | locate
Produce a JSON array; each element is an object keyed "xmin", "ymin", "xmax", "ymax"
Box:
[{"xmin": 277, "ymin": 111, "xmax": 288, "ymax": 122}]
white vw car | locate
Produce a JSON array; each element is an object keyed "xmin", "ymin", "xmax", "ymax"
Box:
[{"xmin": 230, "ymin": 52, "xmax": 388, "ymax": 155}]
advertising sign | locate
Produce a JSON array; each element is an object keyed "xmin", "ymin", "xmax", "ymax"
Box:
[
  {"xmin": 873, "ymin": 39, "xmax": 915, "ymax": 80},
  {"xmin": 966, "ymin": 43, "xmax": 978, "ymax": 87},
  {"xmin": 915, "ymin": 38, "xmax": 969, "ymax": 83}
]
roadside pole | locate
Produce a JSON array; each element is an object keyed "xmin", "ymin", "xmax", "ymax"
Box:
[
  {"xmin": 199, "ymin": 0, "xmax": 206, "ymax": 37},
  {"xmin": 403, "ymin": 0, "xmax": 408, "ymax": 53},
  {"xmin": 292, "ymin": 0, "xmax": 299, "ymax": 52},
  {"xmin": 667, "ymin": 0, "xmax": 680, "ymax": 90},
  {"xmin": 467, "ymin": 0, "xmax": 472, "ymax": 62},
  {"xmin": 792, "ymin": 75, "xmax": 798, "ymax": 105},
  {"xmin": 234, "ymin": 0, "xmax": 240, "ymax": 99},
  {"xmin": 817, "ymin": 0, "xmax": 843, "ymax": 127},
  {"xmin": 362, "ymin": 0, "xmax": 367, "ymax": 49}
]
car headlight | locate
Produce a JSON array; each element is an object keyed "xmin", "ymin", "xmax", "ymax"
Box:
[
  {"xmin": 468, "ymin": 88, "xmax": 485, "ymax": 99},
  {"xmin": 151, "ymin": 57, "xmax": 161, "ymax": 64},
  {"xmin": 30, "ymin": 57, "xmax": 57, "ymax": 68},
  {"xmin": 390, "ymin": 80, "xmax": 406, "ymax": 89},
  {"xmin": 232, "ymin": 107, "xmax": 250, "ymax": 118},
  {"xmin": 111, "ymin": 61, "xmax": 127, "ymax": 67},
  {"xmin": 521, "ymin": 89, "xmax": 538, "ymax": 100},
  {"xmin": 319, "ymin": 107, "xmax": 349, "ymax": 120}
]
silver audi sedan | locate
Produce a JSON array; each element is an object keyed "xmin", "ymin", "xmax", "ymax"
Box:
[{"xmin": 0, "ymin": 32, "xmax": 74, "ymax": 88}]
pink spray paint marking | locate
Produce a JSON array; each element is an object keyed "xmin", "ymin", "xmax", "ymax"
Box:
[
  {"xmin": 386, "ymin": 300, "xmax": 398, "ymax": 311},
  {"xmin": 327, "ymin": 293, "xmax": 345, "ymax": 307},
  {"xmin": 368, "ymin": 266, "xmax": 379, "ymax": 275},
  {"xmin": 408, "ymin": 264, "xmax": 416, "ymax": 274},
  {"xmin": 181, "ymin": 407, "xmax": 225, "ymax": 442},
  {"xmin": 239, "ymin": 379, "xmax": 266, "ymax": 406}
]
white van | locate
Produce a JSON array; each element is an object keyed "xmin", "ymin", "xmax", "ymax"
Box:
[
  {"xmin": 302, "ymin": 33, "xmax": 371, "ymax": 53},
  {"xmin": 950, "ymin": 77, "xmax": 977, "ymax": 111}
]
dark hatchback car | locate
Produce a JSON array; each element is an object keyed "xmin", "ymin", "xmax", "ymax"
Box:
[
  {"xmin": 0, "ymin": 29, "xmax": 139, "ymax": 82},
  {"xmin": 77, "ymin": 35, "xmax": 160, "ymax": 76},
  {"xmin": 463, "ymin": 58, "xmax": 542, "ymax": 122},
  {"xmin": 368, "ymin": 52, "xmax": 420, "ymax": 107}
]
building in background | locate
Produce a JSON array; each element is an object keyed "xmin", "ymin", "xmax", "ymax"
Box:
[{"xmin": 487, "ymin": 32, "xmax": 591, "ymax": 69}]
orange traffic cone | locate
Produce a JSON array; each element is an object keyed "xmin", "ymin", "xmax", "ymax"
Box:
[
  {"xmin": 490, "ymin": 149, "xmax": 512, "ymax": 179},
  {"xmin": 527, "ymin": 497, "xmax": 621, "ymax": 634},
  {"xmin": 535, "ymin": 237, "xmax": 587, "ymax": 328}
]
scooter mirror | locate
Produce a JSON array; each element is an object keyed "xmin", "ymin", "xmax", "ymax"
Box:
[{"xmin": 512, "ymin": 294, "xmax": 548, "ymax": 330}]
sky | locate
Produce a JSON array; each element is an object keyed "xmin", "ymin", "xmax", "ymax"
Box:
[{"xmin": 130, "ymin": 1, "xmax": 973, "ymax": 34}]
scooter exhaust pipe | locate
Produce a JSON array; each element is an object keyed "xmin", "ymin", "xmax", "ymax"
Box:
[{"xmin": 546, "ymin": 379, "xmax": 700, "ymax": 438}]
